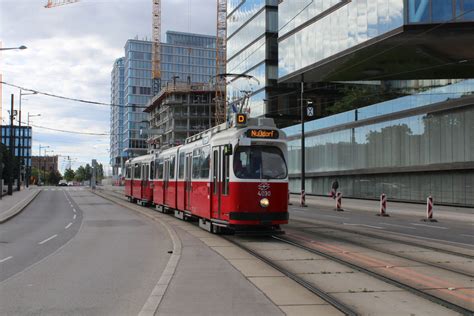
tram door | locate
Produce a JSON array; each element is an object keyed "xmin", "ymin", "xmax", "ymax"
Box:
[
  {"xmin": 184, "ymin": 153, "xmax": 192, "ymax": 211},
  {"xmin": 212, "ymin": 146, "xmax": 229, "ymax": 219},
  {"xmin": 141, "ymin": 164, "xmax": 149, "ymax": 197}
]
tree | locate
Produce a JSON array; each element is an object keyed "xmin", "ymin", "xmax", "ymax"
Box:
[
  {"xmin": 75, "ymin": 166, "xmax": 86, "ymax": 182},
  {"xmin": 47, "ymin": 170, "xmax": 62, "ymax": 185},
  {"xmin": 1, "ymin": 144, "xmax": 19, "ymax": 185},
  {"xmin": 64, "ymin": 168, "xmax": 75, "ymax": 182},
  {"xmin": 97, "ymin": 163, "xmax": 104, "ymax": 181}
]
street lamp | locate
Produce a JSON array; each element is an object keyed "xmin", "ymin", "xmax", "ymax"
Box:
[
  {"xmin": 300, "ymin": 80, "xmax": 307, "ymax": 207},
  {"xmin": 0, "ymin": 45, "xmax": 27, "ymax": 51},
  {"xmin": 18, "ymin": 90, "xmax": 38, "ymax": 188},
  {"xmin": 25, "ymin": 113, "xmax": 41, "ymax": 187}
]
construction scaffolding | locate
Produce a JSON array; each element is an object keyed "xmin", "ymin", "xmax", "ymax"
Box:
[{"xmin": 144, "ymin": 82, "xmax": 219, "ymax": 149}]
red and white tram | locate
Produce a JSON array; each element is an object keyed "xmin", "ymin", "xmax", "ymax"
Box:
[{"xmin": 125, "ymin": 115, "xmax": 289, "ymax": 233}]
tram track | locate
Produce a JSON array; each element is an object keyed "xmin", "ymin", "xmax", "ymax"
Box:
[
  {"xmin": 272, "ymin": 234, "xmax": 473, "ymax": 315},
  {"xmin": 286, "ymin": 221, "xmax": 474, "ymax": 279},
  {"xmin": 289, "ymin": 218, "xmax": 474, "ymax": 260},
  {"xmin": 221, "ymin": 235, "xmax": 358, "ymax": 316}
]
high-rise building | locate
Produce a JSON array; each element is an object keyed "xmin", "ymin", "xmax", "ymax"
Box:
[
  {"xmin": 1, "ymin": 125, "xmax": 32, "ymax": 185},
  {"xmin": 122, "ymin": 39, "xmax": 153, "ymax": 161},
  {"xmin": 274, "ymin": 0, "xmax": 474, "ymax": 206},
  {"xmin": 161, "ymin": 31, "xmax": 217, "ymax": 84},
  {"xmin": 226, "ymin": 0, "xmax": 278, "ymax": 118},
  {"xmin": 110, "ymin": 57, "xmax": 125, "ymax": 178},
  {"xmin": 110, "ymin": 32, "xmax": 217, "ymax": 176}
]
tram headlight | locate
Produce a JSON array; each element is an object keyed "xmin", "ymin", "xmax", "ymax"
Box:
[{"xmin": 260, "ymin": 198, "xmax": 270, "ymax": 208}]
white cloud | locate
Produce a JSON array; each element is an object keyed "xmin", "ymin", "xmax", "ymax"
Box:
[{"xmin": 0, "ymin": 0, "xmax": 216, "ymax": 174}]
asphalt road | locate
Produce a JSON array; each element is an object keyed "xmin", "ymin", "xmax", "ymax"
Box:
[
  {"xmin": 0, "ymin": 187, "xmax": 172, "ymax": 315},
  {"xmin": 289, "ymin": 203, "xmax": 474, "ymax": 247}
]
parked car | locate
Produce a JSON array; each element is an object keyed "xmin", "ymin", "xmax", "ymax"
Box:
[{"xmin": 58, "ymin": 180, "xmax": 68, "ymax": 186}]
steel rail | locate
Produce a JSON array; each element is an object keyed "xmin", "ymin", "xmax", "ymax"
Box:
[
  {"xmin": 273, "ymin": 235, "xmax": 473, "ymax": 316},
  {"xmin": 223, "ymin": 236, "xmax": 358, "ymax": 316},
  {"xmin": 291, "ymin": 218, "xmax": 474, "ymax": 260},
  {"xmin": 286, "ymin": 225, "xmax": 474, "ymax": 279}
]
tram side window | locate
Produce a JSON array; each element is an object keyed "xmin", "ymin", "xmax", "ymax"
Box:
[
  {"xmin": 192, "ymin": 148, "xmax": 201, "ymax": 179},
  {"xmin": 178, "ymin": 152, "xmax": 185, "ymax": 179},
  {"xmin": 144, "ymin": 164, "xmax": 149, "ymax": 181},
  {"xmin": 192, "ymin": 146, "xmax": 210, "ymax": 179},
  {"xmin": 200, "ymin": 146, "xmax": 210, "ymax": 178},
  {"xmin": 169, "ymin": 156, "xmax": 176, "ymax": 179},
  {"xmin": 126, "ymin": 166, "xmax": 131, "ymax": 179},
  {"xmin": 150, "ymin": 161, "xmax": 155, "ymax": 180},
  {"xmin": 134, "ymin": 164, "xmax": 141, "ymax": 179},
  {"xmin": 156, "ymin": 159, "xmax": 164, "ymax": 179}
]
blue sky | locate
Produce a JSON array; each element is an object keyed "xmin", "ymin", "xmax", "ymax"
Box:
[{"xmin": 0, "ymin": 0, "xmax": 216, "ymax": 174}]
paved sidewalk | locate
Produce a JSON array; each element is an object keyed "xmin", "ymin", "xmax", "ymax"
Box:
[
  {"xmin": 290, "ymin": 194, "xmax": 474, "ymax": 222},
  {"xmin": 0, "ymin": 186, "xmax": 41, "ymax": 223}
]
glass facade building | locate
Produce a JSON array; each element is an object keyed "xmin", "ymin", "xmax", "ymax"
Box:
[
  {"xmin": 123, "ymin": 39, "xmax": 152, "ymax": 160},
  {"xmin": 111, "ymin": 32, "xmax": 217, "ymax": 169},
  {"xmin": 226, "ymin": 0, "xmax": 279, "ymax": 118},
  {"xmin": 1, "ymin": 126, "xmax": 33, "ymax": 167},
  {"xmin": 110, "ymin": 57, "xmax": 126, "ymax": 176},
  {"xmin": 161, "ymin": 31, "xmax": 217, "ymax": 84},
  {"xmin": 278, "ymin": 0, "xmax": 474, "ymax": 81},
  {"xmin": 1, "ymin": 125, "xmax": 33, "ymax": 185},
  {"xmin": 276, "ymin": 0, "xmax": 474, "ymax": 206},
  {"xmin": 284, "ymin": 80, "xmax": 474, "ymax": 206}
]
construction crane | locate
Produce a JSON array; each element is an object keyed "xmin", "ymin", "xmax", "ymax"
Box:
[
  {"xmin": 152, "ymin": 0, "xmax": 162, "ymax": 95},
  {"xmin": 45, "ymin": 0, "xmax": 79, "ymax": 8},
  {"xmin": 215, "ymin": 0, "xmax": 227, "ymax": 124}
]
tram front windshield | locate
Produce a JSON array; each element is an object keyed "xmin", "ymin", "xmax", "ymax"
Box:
[{"xmin": 233, "ymin": 146, "xmax": 287, "ymax": 180}]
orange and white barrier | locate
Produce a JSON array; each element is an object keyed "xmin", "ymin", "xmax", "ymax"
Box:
[
  {"xmin": 377, "ymin": 193, "xmax": 389, "ymax": 217},
  {"xmin": 300, "ymin": 190, "xmax": 306, "ymax": 207},
  {"xmin": 423, "ymin": 195, "xmax": 437, "ymax": 222},
  {"xmin": 335, "ymin": 192, "xmax": 343, "ymax": 211}
]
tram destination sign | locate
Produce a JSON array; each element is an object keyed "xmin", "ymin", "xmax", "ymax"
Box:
[{"xmin": 246, "ymin": 129, "xmax": 279, "ymax": 139}]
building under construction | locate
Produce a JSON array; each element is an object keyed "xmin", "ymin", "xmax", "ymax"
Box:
[{"xmin": 144, "ymin": 82, "xmax": 219, "ymax": 149}]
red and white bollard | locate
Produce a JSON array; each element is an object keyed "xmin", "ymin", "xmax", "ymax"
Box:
[
  {"xmin": 300, "ymin": 190, "xmax": 306, "ymax": 207},
  {"xmin": 422, "ymin": 195, "xmax": 437, "ymax": 222},
  {"xmin": 335, "ymin": 192, "xmax": 343, "ymax": 211},
  {"xmin": 377, "ymin": 193, "xmax": 389, "ymax": 217}
]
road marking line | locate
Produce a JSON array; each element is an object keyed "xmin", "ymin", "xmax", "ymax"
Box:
[
  {"xmin": 461, "ymin": 234, "xmax": 474, "ymax": 238},
  {"xmin": 319, "ymin": 214, "xmax": 349, "ymax": 220},
  {"xmin": 38, "ymin": 234, "xmax": 58, "ymax": 245},
  {"xmin": 379, "ymin": 223, "xmax": 416, "ymax": 229},
  {"xmin": 343, "ymin": 223, "xmax": 383, "ymax": 229},
  {"xmin": 73, "ymin": 214, "xmax": 77, "ymax": 220},
  {"xmin": 65, "ymin": 222, "xmax": 73, "ymax": 229},
  {"xmin": 412, "ymin": 223, "xmax": 448, "ymax": 229},
  {"xmin": 0, "ymin": 256, "xmax": 13, "ymax": 263},
  {"xmin": 73, "ymin": 208, "xmax": 76, "ymax": 213}
]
